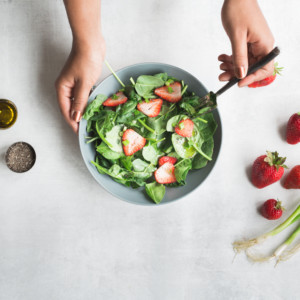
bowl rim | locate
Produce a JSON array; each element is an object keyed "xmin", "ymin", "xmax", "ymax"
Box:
[{"xmin": 79, "ymin": 62, "xmax": 222, "ymax": 206}]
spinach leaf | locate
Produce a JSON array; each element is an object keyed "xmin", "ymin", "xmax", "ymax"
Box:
[
  {"xmin": 83, "ymin": 94, "xmax": 107, "ymax": 120},
  {"xmin": 187, "ymin": 124, "xmax": 212, "ymax": 161},
  {"xmin": 160, "ymin": 133, "xmax": 174, "ymax": 154},
  {"xmin": 145, "ymin": 182, "xmax": 166, "ymax": 204},
  {"xmin": 154, "ymin": 72, "xmax": 168, "ymax": 82},
  {"xmin": 92, "ymin": 162, "xmax": 151, "ymax": 187},
  {"xmin": 171, "ymin": 133, "xmax": 197, "ymax": 159},
  {"xmin": 91, "ymin": 162, "xmax": 126, "ymax": 184},
  {"xmin": 192, "ymin": 137, "xmax": 214, "ymax": 169},
  {"xmin": 166, "ymin": 115, "xmax": 186, "ymax": 132},
  {"xmin": 180, "ymin": 95, "xmax": 200, "ymax": 109},
  {"xmin": 96, "ymin": 142, "xmax": 123, "ymax": 160},
  {"xmin": 86, "ymin": 119, "xmax": 93, "ymax": 133},
  {"xmin": 175, "ymin": 159, "xmax": 192, "ymax": 184},
  {"xmin": 116, "ymin": 109, "xmax": 144, "ymax": 125},
  {"xmin": 180, "ymin": 102, "xmax": 196, "ymax": 115},
  {"xmin": 124, "ymin": 86, "xmax": 141, "ymax": 101},
  {"xmin": 142, "ymin": 142, "xmax": 162, "ymax": 165},
  {"xmin": 119, "ymin": 100, "xmax": 137, "ymax": 115},
  {"xmin": 194, "ymin": 113, "xmax": 218, "ymax": 141},
  {"xmin": 95, "ymin": 113, "xmax": 115, "ymax": 147},
  {"xmin": 146, "ymin": 115, "xmax": 167, "ymax": 136},
  {"xmin": 160, "ymin": 103, "xmax": 177, "ymax": 118},
  {"xmin": 105, "ymin": 125, "xmax": 123, "ymax": 153},
  {"xmin": 167, "ymin": 152, "xmax": 180, "ymax": 159},
  {"xmin": 132, "ymin": 159, "xmax": 156, "ymax": 173},
  {"xmin": 197, "ymin": 107, "xmax": 213, "ymax": 115},
  {"xmin": 120, "ymin": 156, "xmax": 133, "ymax": 171},
  {"xmin": 135, "ymin": 75, "xmax": 164, "ymax": 98}
]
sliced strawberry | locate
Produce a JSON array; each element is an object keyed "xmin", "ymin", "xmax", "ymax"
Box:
[
  {"xmin": 158, "ymin": 156, "xmax": 177, "ymax": 167},
  {"xmin": 122, "ymin": 129, "xmax": 146, "ymax": 156},
  {"xmin": 175, "ymin": 119, "xmax": 194, "ymax": 138},
  {"xmin": 248, "ymin": 63, "xmax": 283, "ymax": 88},
  {"xmin": 154, "ymin": 82, "xmax": 182, "ymax": 103},
  {"xmin": 154, "ymin": 162, "xmax": 177, "ymax": 184},
  {"xmin": 137, "ymin": 98, "xmax": 163, "ymax": 117},
  {"xmin": 103, "ymin": 92, "xmax": 127, "ymax": 107}
]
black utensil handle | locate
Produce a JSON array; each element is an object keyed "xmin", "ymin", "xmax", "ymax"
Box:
[{"xmin": 215, "ymin": 46, "xmax": 280, "ymax": 97}]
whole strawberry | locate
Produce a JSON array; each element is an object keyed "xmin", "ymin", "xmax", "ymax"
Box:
[
  {"xmin": 286, "ymin": 113, "xmax": 300, "ymax": 144},
  {"xmin": 251, "ymin": 151, "xmax": 287, "ymax": 188},
  {"xmin": 261, "ymin": 199, "xmax": 283, "ymax": 220},
  {"xmin": 248, "ymin": 63, "xmax": 283, "ymax": 88},
  {"xmin": 284, "ymin": 165, "xmax": 300, "ymax": 189}
]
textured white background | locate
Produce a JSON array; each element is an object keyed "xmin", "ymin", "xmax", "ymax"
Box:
[{"xmin": 1, "ymin": 1, "xmax": 300, "ymax": 299}]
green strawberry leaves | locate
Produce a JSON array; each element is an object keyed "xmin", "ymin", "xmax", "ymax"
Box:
[{"xmin": 264, "ymin": 151, "xmax": 288, "ymax": 171}]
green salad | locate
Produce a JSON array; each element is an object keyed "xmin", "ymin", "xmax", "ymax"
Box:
[{"xmin": 83, "ymin": 71, "xmax": 217, "ymax": 204}]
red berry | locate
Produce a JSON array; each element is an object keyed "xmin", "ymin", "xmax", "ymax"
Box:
[
  {"xmin": 103, "ymin": 92, "xmax": 127, "ymax": 107},
  {"xmin": 248, "ymin": 75, "xmax": 276, "ymax": 88},
  {"xmin": 286, "ymin": 113, "xmax": 300, "ymax": 145},
  {"xmin": 175, "ymin": 119, "xmax": 194, "ymax": 138},
  {"xmin": 154, "ymin": 82, "xmax": 182, "ymax": 103},
  {"xmin": 154, "ymin": 162, "xmax": 177, "ymax": 184},
  {"xmin": 158, "ymin": 156, "xmax": 177, "ymax": 167},
  {"xmin": 251, "ymin": 151, "xmax": 287, "ymax": 188},
  {"xmin": 284, "ymin": 165, "xmax": 300, "ymax": 189},
  {"xmin": 248, "ymin": 63, "xmax": 283, "ymax": 88},
  {"xmin": 137, "ymin": 98, "xmax": 163, "ymax": 117},
  {"xmin": 122, "ymin": 129, "xmax": 146, "ymax": 156},
  {"xmin": 261, "ymin": 199, "xmax": 283, "ymax": 220}
]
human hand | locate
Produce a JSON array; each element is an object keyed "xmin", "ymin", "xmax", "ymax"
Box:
[
  {"xmin": 55, "ymin": 38, "xmax": 105, "ymax": 133},
  {"xmin": 219, "ymin": 0, "xmax": 275, "ymax": 87}
]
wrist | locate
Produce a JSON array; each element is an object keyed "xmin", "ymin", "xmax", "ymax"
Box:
[
  {"xmin": 73, "ymin": 33, "xmax": 106, "ymax": 56},
  {"xmin": 224, "ymin": 0, "xmax": 256, "ymax": 3}
]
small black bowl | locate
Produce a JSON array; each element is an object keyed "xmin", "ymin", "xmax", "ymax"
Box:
[{"xmin": 5, "ymin": 142, "xmax": 36, "ymax": 173}]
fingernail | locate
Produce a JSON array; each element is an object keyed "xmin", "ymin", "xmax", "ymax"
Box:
[
  {"xmin": 236, "ymin": 66, "xmax": 246, "ymax": 79},
  {"xmin": 71, "ymin": 110, "xmax": 82, "ymax": 123}
]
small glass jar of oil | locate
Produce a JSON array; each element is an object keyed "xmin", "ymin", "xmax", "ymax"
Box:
[{"xmin": 0, "ymin": 99, "xmax": 18, "ymax": 129}]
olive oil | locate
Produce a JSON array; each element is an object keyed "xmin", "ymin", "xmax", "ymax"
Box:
[{"xmin": 0, "ymin": 99, "xmax": 17, "ymax": 129}]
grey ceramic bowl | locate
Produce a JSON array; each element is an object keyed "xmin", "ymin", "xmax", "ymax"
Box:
[{"xmin": 79, "ymin": 62, "xmax": 222, "ymax": 205}]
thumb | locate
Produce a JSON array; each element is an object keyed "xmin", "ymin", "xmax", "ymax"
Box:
[
  {"xmin": 71, "ymin": 80, "xmax": 93, "ymax": 122},
  {"xmin": 231, "ymin": 34, "xmax": 248, "ymax": 79}
]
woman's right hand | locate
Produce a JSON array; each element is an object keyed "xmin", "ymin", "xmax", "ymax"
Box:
[{"xmin": 219, "ymin": 0, "xmax": 275, "ymax": 87}]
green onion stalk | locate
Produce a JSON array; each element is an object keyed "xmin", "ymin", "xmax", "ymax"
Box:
[
  {"xmin": 181, "ymin": 85, "xmax": 188, "ymax": 96},
  {"xmin": 233, "ymin": 204, "xmax": 300, "ymax": 264},
  {"xmin": 105, "ymin": 60, "xmax": 125, "ymax": 88},
  {"xmin": 137, "ymin": 119, "xmax": 155, "ymax": 134}
]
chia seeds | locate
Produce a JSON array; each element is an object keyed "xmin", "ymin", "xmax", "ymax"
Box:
[{"xmin": 5, "ymin": 142, "xmax": 36, "ymax": 173}]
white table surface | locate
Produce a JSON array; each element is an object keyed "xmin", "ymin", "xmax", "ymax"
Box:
[{"xmin": 1, "ymin": 1, "xmax": 300, "ymax": 299}]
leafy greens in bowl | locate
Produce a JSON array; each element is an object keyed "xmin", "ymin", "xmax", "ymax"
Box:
[{"xmin": 79, "ymin": 63, "xmax": 222, "ymax": 205}]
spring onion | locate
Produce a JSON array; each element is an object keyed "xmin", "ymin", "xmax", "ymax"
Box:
[
  {"xmin": 137, "ymin": 119, "xmax": 155, "ymax": 134},
  {"xmin": 233, "ymin": 203, "xmax": 300, "ymax": 264},
  {"xmin": 130, "ymin": 77, "xmax": 136, "ymax": 86},
  {"xmin": 181, "ymin": 84, "xmax": 188, "ymax": 96},
  {"xmin": 104, "ymin": 60, "xmax": 125, "ymax": 88}
]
